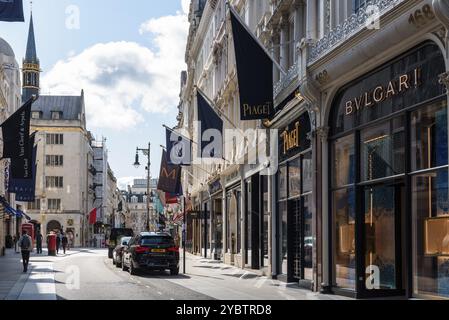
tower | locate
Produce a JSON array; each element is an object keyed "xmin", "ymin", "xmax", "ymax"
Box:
[{"xmin": 22, "ymin": 12, "xmax": 40, "ymax": 102}]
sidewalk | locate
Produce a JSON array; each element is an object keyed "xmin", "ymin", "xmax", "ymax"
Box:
[
  {"xmin": 168, "ymin": 253, "xmax": 353, "ymax": 300},
  {"xmin": 0, "ymin": 248, "xmax": 80, "ymax": 300}
]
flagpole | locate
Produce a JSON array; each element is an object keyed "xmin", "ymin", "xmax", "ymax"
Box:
[
  {"xmin": 163, "ymin": 125, "xmax": 197, "ymax": 146},
  {"xmin": 227, "ymin": 2, "xmax": 287, "ymax": 76}
]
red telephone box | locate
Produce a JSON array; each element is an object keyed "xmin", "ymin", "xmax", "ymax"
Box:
[{"xmin": 21, "ymin": 223, "xmax": 35, "ymax": 250}]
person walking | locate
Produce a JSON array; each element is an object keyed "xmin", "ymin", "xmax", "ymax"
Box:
[
  {"xmin": 18, "ymin": 230, "xmax": 32, "ymax": 273},
  {"xmin": 61, "ymin": 233, "xmax": 68, "ymax": 254},
  {"xmin": 56, "ymin": 232, "xmax": 61, "ymax": 254},
  {"xmin": 36, "ymin": 231, "xmax": 43, "ymax": 254}
]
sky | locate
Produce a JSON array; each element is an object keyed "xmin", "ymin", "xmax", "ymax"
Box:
[{"xmin": 0, "ymin": 0, "xmax": 191, "ymax": 189}]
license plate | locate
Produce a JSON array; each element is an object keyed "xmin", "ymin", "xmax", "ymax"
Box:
[{"xmin": 152, "ymin": 249, "xmax": 166, "ymax": 253}]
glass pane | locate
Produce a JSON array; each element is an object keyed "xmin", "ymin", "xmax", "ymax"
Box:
[
  {"xmin": 412, "ymin": 169, "xmax": 449, "ymax": 298},
  {"xmin": 279, "ymin": 201, "xmax": 288, "ymax": 275},
  {"xmin": 411, "ymin": 100, "xmax": 448, "ymax": 172},
  {"xmin": 303, "ymin": 195, "xmax": 313, "ymax": 281},
  {"xmin": 289, "ymin": 158, "xmax": 301, "ymax": 198},
  {"xmin": 364, "ymin": 185, "xmax": 400, "ymax": 290},
  {"xmin": 333, "ymin": 135, "xmax": 355, "ymax": 188},
  {"xmin": 361, "ymin": 118, "xmax": 405, "ymax": 181},
  {"xmin": 262, "ymin": 176, "xmax": 269, "ymax": 268},
  {"xmin": 302, "ymin": 152, "xmax": 313, "ymax": 193},
  {"xmin": 333, "ymin": 188, "xmax": 356, "ymax": 290},
  {"xmin": 279, "ymin": 165, "xmax": 288, "ymax": 200}
]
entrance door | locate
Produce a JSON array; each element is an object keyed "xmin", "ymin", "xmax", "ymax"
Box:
[
  {"xmin": 289, "ymin": 199, "xmax": 302, "ymax": 281},
  {"xmin": 359, "ymin": 182, "xmax": 405, "ymax": 297}
]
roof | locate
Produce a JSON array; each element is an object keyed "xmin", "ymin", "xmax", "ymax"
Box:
[
  {"xmin": 32, "ymin": 95, "xmax": 84, "ymax": 121},
  {"xmin": 25, "ymin": 13, "xmax": 38, "ymax": 63},
  {"xmin": 0, "ymin": 37, "xmax": 15, "ymax": 58}
]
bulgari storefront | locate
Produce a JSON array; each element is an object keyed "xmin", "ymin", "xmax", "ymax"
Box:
[{"xmin": 328, "ymin": 42, "xmax": 449, "ymax": 299}]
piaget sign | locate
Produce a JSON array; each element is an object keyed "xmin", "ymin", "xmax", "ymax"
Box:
[
  {"xmin": 279, "ymin": 113, "xmax": 311, "ymax": 162},
  {"xmin": 345, "ymin": 68, "xmax": 421, "ymax": 115}
]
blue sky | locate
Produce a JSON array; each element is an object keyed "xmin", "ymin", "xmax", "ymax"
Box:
[{"xmin": 0, "ymin": 0, "xmax": 189, "ymax": 188}]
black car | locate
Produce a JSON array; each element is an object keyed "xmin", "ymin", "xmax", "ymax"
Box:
[
  {"xmin": 112, "ymin": 236, "xmax": 132, "ymax": 268},
  {"xmin": 122, "ymin": 232, "xmax": 179, "ymax": 276}
]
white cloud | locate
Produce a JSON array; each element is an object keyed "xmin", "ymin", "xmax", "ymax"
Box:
[{"xmin": 41, "ymin": 1, "xmax": 189, "ymax": 130}]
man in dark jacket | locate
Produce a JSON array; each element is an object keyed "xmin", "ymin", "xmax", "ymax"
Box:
[
  {"xmin": 61, "ymin": 233, "xmax": 68, "ymax": 254},
  {"xmin": 56, "ymin": 232, "xmax": 61, "ymax": 254},
  {"xmin": 18, "ymin": 230, "xmax": 32, "ymax": 272},
  {"xmin": 36, "ymin": 231, "xmax": 43, "ymax": 254}
]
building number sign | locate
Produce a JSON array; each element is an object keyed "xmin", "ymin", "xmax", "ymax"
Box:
[{"xmin": 408, "ymin": 4, "xmax": 435, "ymax": 28}]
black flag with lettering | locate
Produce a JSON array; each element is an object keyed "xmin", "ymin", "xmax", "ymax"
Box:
[
  {"xmin": 157, "ymin": 150, "xmax": 182, "ymax": 194},
  {"xmin": 230, "ymin": 9, "xmax": 274, "ymax": 120},
  {"xmin": 166, "ymin": 128, "xmax": 192, "ymax": 166},
  {"xmin": 197, "ymin": 91, "xmax": 223, "ymax": 159},
  {"xmin": 1, "ymin": 98, "xmax": 33, "ymax": 178},
  {"xmin": 0, "ymin": 0, "xmax": 24, "ymax": 22}
]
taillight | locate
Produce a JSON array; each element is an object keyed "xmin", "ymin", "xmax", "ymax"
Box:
[
  {"xmin": 168, "ymin": 247, "xmax": 179, "ymax": 253},
  {"xmin": 135, "ymin": 246, "xmax": 147, "ymax": 254}
]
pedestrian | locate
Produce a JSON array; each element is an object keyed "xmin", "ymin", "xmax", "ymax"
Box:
[
  {"xmin": 18, "ymin": 230, "xmax": 32, "ymax": 273},
  {"xmin": 56, "ymin": 232, "xmax": 61, "ymax": 254},
  {"xmin": 62, "ymin": 233, "xmax": 68, "ymax": 254},
  {"xmin": 93, "ymin": 236, "xmax": 97, "ymax": 248},
  {"xmin": 36, "ymin": 231, "xmax": 43, "ymax": 254}
]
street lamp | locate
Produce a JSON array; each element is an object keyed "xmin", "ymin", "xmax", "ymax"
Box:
[{"xmin": 133, "ymin": 143, "xmax": 151, "ymax": 232}]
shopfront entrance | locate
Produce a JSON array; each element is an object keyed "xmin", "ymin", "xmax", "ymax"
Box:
[
  {"xmin": 276, "ymin": 112, "xmax": 313, "ymax": 284},
  {"xmin": 329, "ymin": 42, "xmax": 448, "ymax": 299}
]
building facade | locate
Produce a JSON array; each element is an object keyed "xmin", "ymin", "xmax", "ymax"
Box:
[
  {"xmin": 0, "ymin": 37, "xmax": 22, "ymax": 256},
  {"xmin": 180, "ymin": 0, "xmax": 449, "ymax": 299}
]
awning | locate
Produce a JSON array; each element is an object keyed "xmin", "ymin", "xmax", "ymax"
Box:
[{"xmin": 0, "ymin": 196, "xmax": 31, "ymax": 220}]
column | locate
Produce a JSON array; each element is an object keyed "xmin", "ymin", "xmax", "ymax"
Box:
[
  {"xmin": 306, "ymin": 0, "xmax": 317, "ymax": 41},
  {"xmin": 271, "ymin": 26, "xmax": 281, "ymax": 83},
  {"xmin": 317, "ymin": 126, "xmax": 332, "ymax": 293},
  {"xmin": 279, "ymin": 14, "xmax": 289, "ymax": 78}
]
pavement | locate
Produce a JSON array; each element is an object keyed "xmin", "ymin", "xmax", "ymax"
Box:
[{"xmin": 1, "ymin": 248, "xmax": 352, "ymax": 300}]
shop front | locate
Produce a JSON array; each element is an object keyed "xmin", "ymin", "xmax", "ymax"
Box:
[
  {"xmin": 209, "ymin": 179, "xmax": 223, "ymax": 261},
  {"xmin": 275, "ymin": 111, "xmax": 314, "ymax": 286},
  {"xmin": 328, "ymin": 42, "xmax": 448, "ymax": 299}
]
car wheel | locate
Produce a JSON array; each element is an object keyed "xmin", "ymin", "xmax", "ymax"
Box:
[
  {"xmin": 170, "ymin": 267, "xmax": 179, "ymax": 276},
  {"xmin": 116, "ymin": 258, "xmax": 122, "ymax": 268},
  {"xmin": 122, "ymin": 258, "xmax": 129, "ymax": 271},
  {"xmin": 129, "ymin": 261, "xmax": 137, "ymax": 276}
]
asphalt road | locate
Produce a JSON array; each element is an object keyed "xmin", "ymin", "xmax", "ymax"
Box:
[{"xmin": 52, "ymin": 249, "xmax": 213, "ymax": 300}]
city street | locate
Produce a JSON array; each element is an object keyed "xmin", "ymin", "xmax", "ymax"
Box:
[{"xmin": 0, "ymin": 248, "xmax": 350, "ymax": 301}]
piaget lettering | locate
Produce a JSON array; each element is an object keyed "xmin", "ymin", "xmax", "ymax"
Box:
[
  {"xmin": 281, "ymin": 121, "xmax": 300, "ymax": 155},
  {"xmin": 345, "ymin": 68, "xmax": 421, "ymax": 115},
  {"xmin": 243, "ymin": 102, "xmax": 272, "ymax": 118}
]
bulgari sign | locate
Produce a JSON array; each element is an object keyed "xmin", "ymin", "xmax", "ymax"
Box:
[{"xmin": 345, "ymin": 68, "xmax": 421, "ymax": 115}]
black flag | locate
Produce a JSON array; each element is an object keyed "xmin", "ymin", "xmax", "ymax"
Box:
[
  {"xmin": 0, "ymin": 0, "xmax": 24, "ymax": 22},
  {"xmin": 1, "ymin": 98, "xmax": 33, "ymax": 178},
  {"xmin": 197, "ymin": 91, "xmax": 223, "ymax": 159},
  {"xmin": 166, "ymin": 128, "xmax": 192, "ymax": 166},
  {"xmin": 157, "ymin": 150, "xmax": 182, "ymax": 194},
  {"xmin": 230, "ymin": 9, "xmax": 274, "ymax": 120},
  {"xmin": 9, "ymin": 134, "xmax": 37, "ymax": 201}
]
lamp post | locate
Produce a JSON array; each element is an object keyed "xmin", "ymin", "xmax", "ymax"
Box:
[{"xmin": 133, "ymin": 143, "xmax": 151, "ymax": 232}]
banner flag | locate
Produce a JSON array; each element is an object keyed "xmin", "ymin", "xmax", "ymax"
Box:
[
  {"xmin": 0, "ymin": 0, "xmax": 24, "ymax": 22},
  {"xmin": 89, "ymin": 208, "xmax": 97, "ymax": 225},
  {"xmin": 166, "ymin": 127, "xmax": 192, "ymax": 166},
  {"xmin": 197, "ymin": 91, "xmax": 223, "ymax": 159},
  {"xmin": 157, "ymin": 150, "xmax": 182, "ymax": 194},
  {"xmin": 230, "ymin": 9, "xmax": 274, "ymax": 120}
]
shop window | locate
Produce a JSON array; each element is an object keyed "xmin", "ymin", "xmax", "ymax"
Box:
[
  {"xmin": 279, "ymin": 201, "xmax": 288, "ymax": 275},
  {"xmin": 302, "ymin": 152, "xmax": 313, "ymax": 194},
  {"xmin": 279, "ymin": 165, "xmax": 288, "ymax": 200},
  {"xmin": 333, "ymin": 188, "xmax": 356, "ymax": 290},
  {"xmin": 411, "ymin": 101, "xmax": 448, "ymax": 172},
  {"xmin": 412, "ymin": 169, "xmax": 449, "ymax": 298},
  {"xmin": 289, "ymin": 158, "xmax": 301, "ymax": 198},
  {"xmin": 332, "ymin": 135, "xmax": 355, "ymax": 188},
  {"xmin": 361, "ymin": 117, "xmax": 405, "ymax": 181}
]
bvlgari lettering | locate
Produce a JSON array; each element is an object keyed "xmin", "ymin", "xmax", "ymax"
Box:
[{"xmin": 345, "ymin": 68, "xmax": 421, "ymax": 115}]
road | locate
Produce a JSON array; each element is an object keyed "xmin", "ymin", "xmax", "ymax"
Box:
[{"xmin": 51, "ymin": 249, "xmax": 213, "ymax": 300}]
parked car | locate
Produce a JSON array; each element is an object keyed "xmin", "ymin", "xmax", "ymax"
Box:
[
  {"xmin": 107, "ymin": 228, "xmax": 134, "ymax": 259},
  {"xmin": 112, "ymin": 236, "xmax": 132, "ymax": 268},
  {"xmin": 122, "ymin": 232, "xmax": 179, "ymax": 276}
]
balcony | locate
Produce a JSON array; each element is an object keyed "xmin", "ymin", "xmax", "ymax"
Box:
[
  {"xmin": 273, "ymin": 61, "xmax": 299, "ymax": 103},
  {"xmin": 308, "ymin": 0, "xmax": 406, "ymax": 64}
]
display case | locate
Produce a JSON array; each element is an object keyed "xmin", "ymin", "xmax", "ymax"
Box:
[{"xmin": 424, "ymin": 216, "xmax": 449, "ymax": 256}]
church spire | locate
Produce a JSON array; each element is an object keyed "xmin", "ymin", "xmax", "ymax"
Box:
[{"xmin": 22, "ymin": 7, "xmax": 40, "ymax": 102}]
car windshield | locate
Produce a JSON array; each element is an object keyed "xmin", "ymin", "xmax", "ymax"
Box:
[{"xmin": 140, "ymin": 236, "xmax": 174, "ymax": 246}]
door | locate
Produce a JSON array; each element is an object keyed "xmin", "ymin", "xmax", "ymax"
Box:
[
  {"xmin": 359, "ymin": 182, "xmax": 405, "ymax": 297},
  {"xmin": 288, "ymin": 198, "xmax": 302, "ymax": 282}
]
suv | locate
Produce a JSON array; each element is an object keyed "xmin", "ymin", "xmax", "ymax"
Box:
[{"xmin": 122, "ymin": 232, "xmax": 179, "ymax": 276}]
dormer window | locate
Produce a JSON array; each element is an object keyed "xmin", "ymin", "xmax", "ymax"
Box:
[
  {"xmin": 32, "ymin": 111, "xmax": 42, "ymax": 119},
  {"xmin": 51, "ymin": 111, "xmax": 63, "ymax": 120}
]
